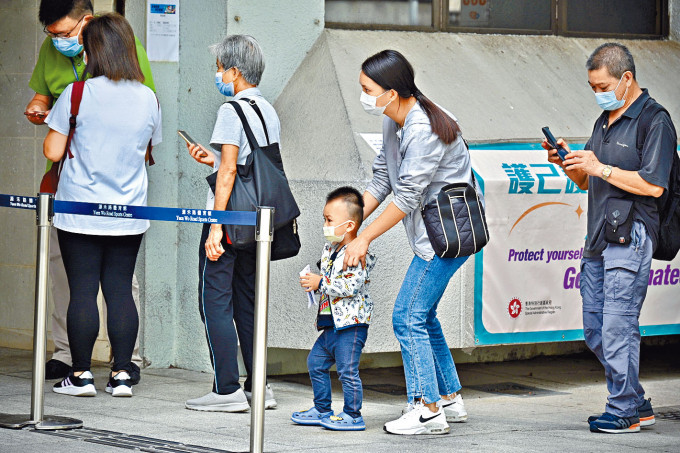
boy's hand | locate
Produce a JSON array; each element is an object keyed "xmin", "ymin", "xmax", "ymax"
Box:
[{"xmin": 300, "ymin": 272, "xmax": 322, "ymax": 292}]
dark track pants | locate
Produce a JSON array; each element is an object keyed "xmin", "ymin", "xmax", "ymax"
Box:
[{"xmin": 198, "ymin": 223, "xmax": 257, "ymax": 395}]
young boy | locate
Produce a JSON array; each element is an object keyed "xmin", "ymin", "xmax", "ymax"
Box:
[{"xmin": 293, "ymin": 187, "xmax": 377, "ymax": 431}]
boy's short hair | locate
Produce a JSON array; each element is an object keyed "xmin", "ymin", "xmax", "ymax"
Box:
[{"xmin": 326, "ymin": 186, "xmax": 364, "ymax": 227}]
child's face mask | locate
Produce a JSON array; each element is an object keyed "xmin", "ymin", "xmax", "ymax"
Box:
[{"xmin": 323, "ymin": 220, "xmax": 351, "ymax": 243}]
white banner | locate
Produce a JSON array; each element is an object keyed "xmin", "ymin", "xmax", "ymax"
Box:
[
  {"xmin": 146, "ymin": 1, "xmax": 179, "ymax": 62},
  {"xmin": 472, "ymin": 148, "xmax": 680, "ymax": 345}
]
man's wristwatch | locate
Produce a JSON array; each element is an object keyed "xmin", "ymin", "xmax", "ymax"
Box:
[{"xmin": 601, "ymin": 165, "xmax": 613, "ymax": 181}]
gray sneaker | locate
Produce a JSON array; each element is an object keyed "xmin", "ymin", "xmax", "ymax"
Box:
[
  {"xmin": 185, "ymin": 389, "xmax": 250, "ymax": 412},
  {"xmin": 244, "ymin": 384, "xmax": 277, "ymax": 409}
]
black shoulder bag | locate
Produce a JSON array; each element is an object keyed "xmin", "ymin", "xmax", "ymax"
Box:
[
  {"xmin": 206, "ymin": 99, "xmax": 301, "ymax": 260},
  {"xmin": 421, "ymin": 157, "xmax": 489, "ymax": 258},
  {"xmin": 635, "ymin": 97, "xmax": 680, "ymax": 261}
]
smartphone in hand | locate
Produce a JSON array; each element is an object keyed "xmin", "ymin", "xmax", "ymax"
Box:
[
  {"xmin": 178, "ymin": 130, "xmax": 207, "ymax": 157},
  {"xmin": 24, "ymin": 111, "xmax": 47, "ymax": 119},
  {"xmin": 542, "ymin": 127, "xmax": 569, "ymax": 161}
]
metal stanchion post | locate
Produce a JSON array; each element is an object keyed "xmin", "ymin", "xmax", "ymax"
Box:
[
  {"xmin": 250, "ymin": 207, "xmax": 274, "ymax": 453},
  {"xmin": 0, "ymin": 193, "xmax": 82, "ymax": 431}
]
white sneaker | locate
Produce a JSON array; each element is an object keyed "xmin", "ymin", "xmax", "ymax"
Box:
[
  {"xmin": 53, "ymin": 371, "xmax": 97, "ymax": 397},
  {"xmin": 105, "ymin": 371, "xmax": 133, "ymax": 397},
  {"xmin": 401, "ymin": 401, "xmax": 416, "ymax": 415},
  {"xmin": 438, "ymin": 394, "xmax": 468, "ymax": 422},
  {"xmin": 244, "ymin": 384, "xmax": 277, "ymax": 409},
  {"xmin": 185, "ymin": 388, "xmax": 250, "ymax": 412},
  {"xmin": 384, "ymin": 402, "xmax": 450, "ymax": 435}
]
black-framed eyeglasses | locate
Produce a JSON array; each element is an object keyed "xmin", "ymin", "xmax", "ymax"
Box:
[{"xmin": 43, "ymin": 15, "xmax": 85, "ymax": 39}]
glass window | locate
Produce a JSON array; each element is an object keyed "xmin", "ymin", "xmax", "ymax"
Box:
[
  {"xmin": 448, "ymin": 0, "xmax": 552, "ymax": 31},
  {"xmin": 564, "ymin": 0, "xmax": 661, "ymax": 36},
  {"xmin": 324, "ymin": 0, "xmax": 667, "ymax": 38},
  {"xmin": 325, "ymin": 0, "xmax": 433, "ymax": 27}
]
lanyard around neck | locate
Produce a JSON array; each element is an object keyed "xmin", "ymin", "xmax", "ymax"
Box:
[{"xmin": 70, "ymin": 58, "xmax": 79, "ymax": 81}]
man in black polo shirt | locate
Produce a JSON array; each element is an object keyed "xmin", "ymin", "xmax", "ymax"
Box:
[{"xmin": 543, "ymin": 43, "xmax": 676, "ymax": 434}]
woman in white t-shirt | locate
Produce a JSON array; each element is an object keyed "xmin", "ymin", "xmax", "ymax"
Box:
[{"xmin": 43, "ymin": 13, "xmax": 161, "ymax": 398}]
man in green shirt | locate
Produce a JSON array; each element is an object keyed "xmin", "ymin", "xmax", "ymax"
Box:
[
  {"xmin": 25, "ymin": 0, "xmax": 155, "ymax": 384},
  {"xmin": 26, "ymin": 0, "xmax": 155, "ymax": 121}
]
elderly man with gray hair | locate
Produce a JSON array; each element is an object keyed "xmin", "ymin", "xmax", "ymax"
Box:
[
  {"xmin": 543, "ymin": 43, "xmax": 676, "ymax": 434},
  {"xmin": 183, "ymin": 34, "xmax": 280, "ymax": 412}
]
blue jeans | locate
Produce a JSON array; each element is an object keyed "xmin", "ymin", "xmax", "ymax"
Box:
[
  {"xmin": 581, "ymin": 221, "xmax": 653, "ymax": 418},
  {"xmin": 307, "ymin": 326, "xmax": 368, "ymax": 418},
  {"xmin": 393, "ymin": 254, "xmax": 468, "ymax": 404}
]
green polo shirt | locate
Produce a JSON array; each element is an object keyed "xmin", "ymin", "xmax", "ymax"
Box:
[
  {"xmin": 30, "ymin": 35, "xmax": 155, "ymax": 102},
  {"xmin": 30, "ymin": 36, "xmax": 156, "ymax": 170}
]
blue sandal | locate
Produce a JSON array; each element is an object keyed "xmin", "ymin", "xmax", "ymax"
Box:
[
  {"xmin": 319, "ymin": 412, "xmax": 366, "ymax": 431},
  {"xmin": 291, "ymin": 407, "xmax": 334, "ymax": 426}
]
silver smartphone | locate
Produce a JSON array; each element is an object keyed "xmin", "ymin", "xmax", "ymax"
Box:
[{"xmin": 178, "ymin": 130, "xmax": 207, "ymax": 157}]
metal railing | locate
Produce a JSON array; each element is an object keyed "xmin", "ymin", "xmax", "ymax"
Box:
[{"xmin": 0, "ymin": 192, "xmax": 273, "ymax": 453}]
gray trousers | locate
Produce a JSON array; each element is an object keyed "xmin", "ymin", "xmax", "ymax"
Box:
[
  {"xmin": 48, "ymin": 227, "xmax": 142, "ymax": 367},
  {"xmin": 581, "ymin": 221, "xmax": 652, "ymax": 418}
]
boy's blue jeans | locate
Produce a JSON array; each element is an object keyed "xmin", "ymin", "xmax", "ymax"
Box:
[
  {"xmin": 393, "ymin": 254, "xmax": 468, "ymax": 404},
  {"xmin": 307, "ymin": 325, "xmax": 368, "ymax": 419},
  {"xmin": 581, "ymin": 221, "xmax": 653, "ymax": 418}
]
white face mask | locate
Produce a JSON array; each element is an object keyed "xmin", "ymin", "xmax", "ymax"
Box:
[
  {"xmin": 323, "ymin": 220, "xmax": 351, "ymax": 244},
  {"xmin": 360, "ymin": 90, "xmax": 392, "ymax": 116}
]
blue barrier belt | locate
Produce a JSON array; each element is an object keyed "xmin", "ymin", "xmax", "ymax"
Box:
[
  {"xmin": 0, "ymin": 194, "xmax": 37, "ymax": 210},
  {"xmin": 0, "ymin": 194, "xmax": 258, "ymax": 226}
]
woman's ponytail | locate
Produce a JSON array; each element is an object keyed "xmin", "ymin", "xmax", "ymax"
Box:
[
  {"xmin": 362, "ymin": 50, "xmax": 460, "ymax": 145},
  {"xmin": 414, "ymin": 90, "xmax": 460, "ymax": 145}
]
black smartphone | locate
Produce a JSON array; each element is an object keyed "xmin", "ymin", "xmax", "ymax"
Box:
[
  {"xmin": 542, "ymin": 127, "xmax": 569, "ymax": 161},
  {"xmin": 178, "ymin": 130, "xmax": 207, "ymax": 157}
]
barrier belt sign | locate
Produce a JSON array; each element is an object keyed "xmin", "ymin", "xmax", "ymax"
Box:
[
  {"xmin": 0, "ymin": 194, "xmax": 38, "ymax": 210},
  {"xmin": 1, "ymin": 193, "xmax": 258, "ymax": 226}
]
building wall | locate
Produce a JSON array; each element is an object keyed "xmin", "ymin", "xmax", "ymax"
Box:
[
  {"xmin": 0, "ymin": 0, "xmax": 323, "ymax": 374},
  {"xmin": 1, "ymin": 1, "xmax": 677, "ymax": 375},
  {"xmin": 0, "ymin": 1, "xmax": 51, "ymax": 351},
  {"xmin": 672, "ymin": 0, "xmax": 680, "ymax": 41}
]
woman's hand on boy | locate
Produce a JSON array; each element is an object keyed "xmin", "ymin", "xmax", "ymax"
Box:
[
  {"xmin": 300, "ymin": 273, "xmax": 322, "ymax": 292},
  {"xmin": 343, "ymin": 236, "xmax": 369, "ymax": 270}
]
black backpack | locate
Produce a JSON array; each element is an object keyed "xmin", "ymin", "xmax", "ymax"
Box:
[{"xmin": 636, "ymin": 97, "xmax": 680, "ymax": 261}]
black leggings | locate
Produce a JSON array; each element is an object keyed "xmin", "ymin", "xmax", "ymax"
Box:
[{"xmin": 57, "ymin": 229, "xmax": 143, "ymax": 373}]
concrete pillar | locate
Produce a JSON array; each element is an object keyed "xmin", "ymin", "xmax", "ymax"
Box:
[
  {"xmin": 124, "ymin": 0, "xmax": 324, "ymax": 371},
  {"xmin": 0, "ymin": 0, "xmax": 42, "ymax": 351}
]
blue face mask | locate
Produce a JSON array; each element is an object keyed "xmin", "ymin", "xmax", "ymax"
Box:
[
  {"xmin": 52, "ymin": 35, "xmax": 84, "ymax": 58},
  {"xmin": 215, "ymin": 71, "xmax": 234, "ymax": 97},
  {"xmin": 594, "ymin": 73, "xmax": 629, "ymax": 111},
  {"xmin": 50, "ymin": 19, "xmax": 85, "ymax": 58}
]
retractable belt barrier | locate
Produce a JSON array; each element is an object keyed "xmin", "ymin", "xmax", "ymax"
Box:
[
  {"xmin": 0, "ymin": 193, "xmax": 273, "ymax": 453},
  {"xmin": 0, "ymin": 193, "xmax": 257, "ymax": 225}
]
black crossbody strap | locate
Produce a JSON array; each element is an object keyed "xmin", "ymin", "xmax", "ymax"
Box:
[
  {"xmin": 437, "ymin": 189, "xmax": 459, "ymax": 257},
  {"xmin": 636, "ymin": 97, "xmax": 670, "ymax": 158},
  {"xmin": 466, "ymin": 184, "xmax": 488, "ymax": 246},
  {"xmin": 228, "ymin": 100, "xmax": 260, "ymax": 151},
  {"xmin": 241, "ymin": 98, "xmax": 270, "ymax": 145}
]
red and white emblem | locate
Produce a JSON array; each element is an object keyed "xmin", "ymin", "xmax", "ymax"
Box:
[{"xmin": 508, "ymin": 298, "xmax": 522, "ymax": 318}]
